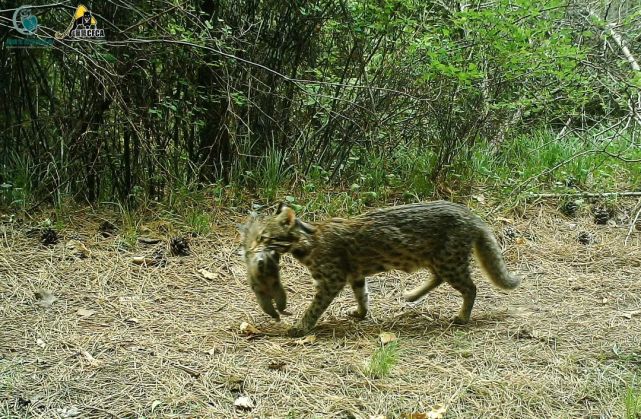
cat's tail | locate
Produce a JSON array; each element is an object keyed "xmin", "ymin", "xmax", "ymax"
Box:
[{"xmin": 473, "ymin": 228, "xmax": 521, "ymax": 290}]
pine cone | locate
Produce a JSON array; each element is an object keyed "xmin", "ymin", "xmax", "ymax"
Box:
[
  {"xmin": 170, "ymin": 236, "xmax": 190, "ymax": 256},
  {"xmin": 98, "ymin": 220, "xmax": 117, "ymax": 237},
  {"xmin": 152, "ymin": 248, "xmax": 167, "ymax": 267},
  {"xmin": 577, "ymin": 231, "xmax": 594, "ymax": 245},
  {"xmin": 593, "ymin": 207, "xmax": 611, "ymax": 225},
  {"xmin": 40, "ymin": 228, "xmax": 59, "ymax": 246},
  {"xmin": 560, "ymin": 200, "xmax": 579, "ymax": 217}
]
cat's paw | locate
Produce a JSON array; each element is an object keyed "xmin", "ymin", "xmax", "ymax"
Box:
[
  {"xmin": 268, "ymin": 312, "xmax": 281, "ymax": 322},
  {"xmin": 452, "ymin": 315, "xmax": 470, "ymax": 325},
  {"xmin": 347, "ymin": 308, "xmax": 367, "ymax": 320},
  {"xmin": 287, "ymin": 325, "xmax": 307, "ymax": 338},
  {"xmin": 403, "ymin": 290, "xmax": 423, "ymax": 302}
]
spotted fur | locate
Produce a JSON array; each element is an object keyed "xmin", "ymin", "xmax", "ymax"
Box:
[
  {"xmin": 247, "ymin": 201, "xmax": 520, "ymax": 337},
  {"xmin": 240, "ymin": 215, "xmax": 288, "ymax": 320}
]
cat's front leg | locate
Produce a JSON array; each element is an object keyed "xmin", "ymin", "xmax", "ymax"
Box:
[{"xmin": 288, "ymin": 274, "xmax": 345, "ymax": 337}]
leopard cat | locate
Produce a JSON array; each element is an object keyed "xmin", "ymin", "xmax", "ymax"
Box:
[
  {"xmin": 244, "ymin": 201, "xmax": 521, "ymax": 337},
  {"xmin": 240, "ymin": 218, "xmax": 289, "ymax": 321}
]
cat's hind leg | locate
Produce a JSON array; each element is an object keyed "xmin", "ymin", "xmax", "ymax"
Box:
[
  {"xmin": 404, "ymin": 267, "xmax": 443, "ymax": 302},
  {"xmin": 348, "ymin": 277, "xmax": 369, "ymax": 319}
]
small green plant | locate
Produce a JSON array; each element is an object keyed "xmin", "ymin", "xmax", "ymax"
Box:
[
  {"xmin": 2, "ymin": 152, "xmax": 37, "ymax": 209},
  {"xmin": 118, "ymin": 227, "xmax": 138, "ymax": 250},
  {"xmin": 113, "ymin": 204, "xmax": 140, "ymax": 250},
  {"xmin": 366, "ymin": 341, "xmax": 399, "ymax": 378},
  {"xmin": 625, "ymin": 379, "xmax": 641, "ymax": 419},
  {"xmin": 184, "ymin": 210, "xmax": 211, "ymax": 235},
  {"xmin": 257, "ymin": 147, "xmax": 292, "ymax": 202}
]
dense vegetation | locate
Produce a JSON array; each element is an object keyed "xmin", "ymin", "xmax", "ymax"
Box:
[{"xmin": 1, "ymin": 0, "xmax": 640, "ymax": 212}]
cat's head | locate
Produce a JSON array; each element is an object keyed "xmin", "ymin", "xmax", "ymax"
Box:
[
  {"xmin": 239, "ymin": 212, "xmax": 289, "ymax": 320},
  {"xmin": 245, "ymin": 203, "xmax": 315, "ymax": 253}
]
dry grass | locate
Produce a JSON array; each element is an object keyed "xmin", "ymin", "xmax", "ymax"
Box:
[{"xmin": 1, "ymin": 202, "xmax": 640, "ymax": 418}]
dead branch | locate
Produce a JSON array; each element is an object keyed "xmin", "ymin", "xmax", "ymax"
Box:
[
  {"xmin": 528, "ymin": 191, "xmax": 641, "ymax": 199},
  {"xmin": 625, "ymin": 198, "xmax": 641, "ymax": 245}
]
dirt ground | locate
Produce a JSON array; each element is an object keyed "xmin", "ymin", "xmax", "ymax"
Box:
[{"xmin": 1, "ymin": 201, "xmax": 640, "ymax": 418}]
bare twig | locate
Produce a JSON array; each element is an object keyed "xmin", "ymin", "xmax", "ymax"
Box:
[
  {"xmin": 625, "ymin": 198, "xmax": 641, "ymax": 245},
  {"xmin": 529, "ymin": 192, "xmax": 641, "ymax": 199},
  {"xmin": 174, "ymin": 363, "xmax": 201, "ymax": 378}
]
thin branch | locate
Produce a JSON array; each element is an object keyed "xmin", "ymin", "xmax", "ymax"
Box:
[
  {"xmin": 529, "ymin": 191, "xmax": 641, "ymax": 199},
  {"xmin": 625, "ymin": 199, "xmax": 641, "ymax": 245},
  {"xmin": 106, "ymin": 38, "xmax": 434, "ymax": 102}
]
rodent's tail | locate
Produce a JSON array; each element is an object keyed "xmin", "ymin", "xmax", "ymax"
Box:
[{"xmin": 474, "ymin": 228, "xmax": 520, "ymax": 290}]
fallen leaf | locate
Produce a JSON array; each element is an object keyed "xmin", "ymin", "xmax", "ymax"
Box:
[
  {"xmin": 206, "ymin": 346, "xmax": 222, "ymax": 356},
  {"xmin": 34, "ymin": 289, "xmax": 56, "ymax": 307},
  {"xmin": 379, "ymin": 332, "xmax": 397, "ymax": 345},
  {"xmin": 427, "ymin": 404, "xmax": 447, "ymax": 419},
  {"xmin": 77, "ymin": 308, "xmax": 95, "ymax": 318},
  {"xmin": 198, "ymin": 268, "xmax": 218, "ymax": 280},
  {"xmin": 36, "ymin": 338, "xmax": 46, "ymax": 348},
  {"xmin": 132, "ymin": 256, "xmax": 158, "ymax": 266},
  {"xmin": 138, "ymin": 236, "xmax": 162, "ymax": 245},
  {"xmin": 150, "ymin": 400, "xmax": 162, "ymax": 412},
  {"xmin": 57, "ymin": 406, "xmax": 81, "ymax": 418},
  {"xmin": 175, "ymin": 363, "xmax": 200, "ymax": 377},
  {"xmin": 267, "ymin": 361, "xmax": 287, "ymax": 370},
  {"xmin": 65, "ymin": 240, "xmax": 90, "ymax": 258},
  {"xmin": 233, "ymin": 396, "xmax": 254, "ymax": 411},
  {"xmin": 472, "ymin": 194, "xmax": 485, "ymax": 203},
  {"xmin": 621, "ymin": 310, "xmax": 641, "ymax": 319},
  {"xmin": 515, "ymin": 237, "xmax": 527, "ymax": 245},
  {"xmin": 495, "ymin": 216, "xmax": 514, "ymax": 224},
  {"xmin": 239, "ymin": 321, "xmax": 261, "ymax": 336},
  {"xmin": 119, "ymin": 295, "xmax": 140, "ymax": 303},
  {"xmin": 80, "ymin": 350, "xmax": 101, "ymax": 367},
  {"xmin": 293, "ymin": 335, "xmax": 317, "ymax": 346}
]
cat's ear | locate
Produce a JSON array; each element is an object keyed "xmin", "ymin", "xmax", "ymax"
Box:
[
  {"xmin": 269, "ymin": 249, "xmax": 281, "ymax": 262},
  {"xmin": 275, "ymin": 202, "xmax": 288, "ymax": 215},
  {"xmin": 275, "ymin": 206, "xmax": 296, "ymax": 229},
  {"xmin": 296, "ymin": 219, "xmax": 316, "ymax": 234},
  {"xmin": 238, "ymin": 211, "xmax": 258, "ymax": 239}
]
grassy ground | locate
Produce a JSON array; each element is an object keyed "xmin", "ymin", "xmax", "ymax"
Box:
[{"xmin": 1, "ymin": 199, "xmax": 640, "ymax": 418}]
